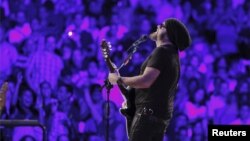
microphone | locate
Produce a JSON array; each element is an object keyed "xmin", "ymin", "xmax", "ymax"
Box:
[{"xmin": 132, "ymin": 34, "xmax": 148, "ymax": 47}]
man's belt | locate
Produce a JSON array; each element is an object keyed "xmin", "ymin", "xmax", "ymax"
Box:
[{"xmin": 141, "ymin": 107, "xmax": 169, "ymax": 125}]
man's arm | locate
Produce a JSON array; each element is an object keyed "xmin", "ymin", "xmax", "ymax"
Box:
[{"xmin": 109, "ymin": 67, "xmax": 160, "ymax": 89}]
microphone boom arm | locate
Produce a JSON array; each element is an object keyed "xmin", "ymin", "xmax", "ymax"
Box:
[{"xmin": 118, "ymin": 35, "xmax": 148, "ymax": 70}]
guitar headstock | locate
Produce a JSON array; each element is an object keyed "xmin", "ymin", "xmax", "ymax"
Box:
[
  {"xmin": 101, "ymin": 39, "xmax": 112, "ymax": 60},
  {"xmin": 100, "ymin": 39, "xmax": 117, "ymax": 73},
  {"xmin": 0, "ymin": 82, "xmax": 8, "ymax": 110}
]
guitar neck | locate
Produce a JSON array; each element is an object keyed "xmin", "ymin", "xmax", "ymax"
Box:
[
  {"xmin": 105, "ymin": 59, "xmax": 116, "ymax": 73},
  {"xmin": 105, "ymin": 59, "xmax": 128, "ymax": 94},
  {"xmin": 101, "ymin": 40, "xmax": 128, "ymax": 95}
]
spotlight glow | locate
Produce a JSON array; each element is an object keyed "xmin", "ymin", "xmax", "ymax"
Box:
[{"xmin": 68, "ymin": 31, "xmax": 73, "ymax": 36}]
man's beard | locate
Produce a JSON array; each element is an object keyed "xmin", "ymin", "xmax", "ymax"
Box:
[{"xmin": 149, "ymin": 31, "xmax": 157, "ymax": 41}]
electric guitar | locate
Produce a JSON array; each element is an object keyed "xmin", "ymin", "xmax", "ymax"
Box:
[
  {"xmin": 101, "ymin": 40, "xmax": 135, "ymax": 134},
  {"xmin": 0, "ymin": 82, "xmax": 8, "ymax": 115}
]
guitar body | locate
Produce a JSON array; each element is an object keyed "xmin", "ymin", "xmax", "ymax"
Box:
[
  {"xmin": 101, "ymin": 40, "xmax": 136, "ymax": 135},
  {"xmin": 119, "ymin": 87, "xmax": 135, "ymax": 135}
]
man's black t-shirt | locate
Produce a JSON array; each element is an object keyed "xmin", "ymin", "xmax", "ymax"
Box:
[{"xmin": 135, "ymin": 45, "xmax": 180, "ymax": 119}]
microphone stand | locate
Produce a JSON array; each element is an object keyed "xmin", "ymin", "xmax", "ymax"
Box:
[
  {"xmin": 101, "ymin": 79, "xmax": 113, "ymax": 141},
  {"xmin": 100, "ymin": 48, "xmax": 138, "ymax": 141},
  {"xmin": 118, "ymin": 45, "xmax": 140, "ymax": 70},
  {"xmin": 100, "ymin": 35, "xmax": 147, "ymax": 141},
  {"xmin": 118, "ymin": 34, "xmax": 148, "ymax": 70}
]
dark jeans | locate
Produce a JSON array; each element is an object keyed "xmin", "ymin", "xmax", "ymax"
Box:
[{"xmin": 129, "ymin": 107, "xmax": 170, "ymax": 141}]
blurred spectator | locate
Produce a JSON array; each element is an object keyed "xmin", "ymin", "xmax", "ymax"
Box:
[
  {"xmin": 175, "ymin": 125, "xmax": 190, "ymax": 141},
  {"xmin": 84, "ymin": 84, "xmax": 105, "ymax": 125},
  {"xmin": 70, "ymin": 49, "xmax": 89, "ymax": 88},
  {"xmin": 0, "ymin": 26, "xmax": 18, "ymax": 79},
  {"xmin": 170, "ymin": 113, "xmax": 190, "ymax": 140},
  {"xmin": 46, "ymin": 98, "xmax": 71, "ymax": 141},
  {"xmin": 25, "ymin": 35, "xmax": 63, "ymax": 92},
  {"xmin": 19, "ymin": 135, "xmax": 36, "ymax": 141},
  {"xmin": 11, "ymin": 81, "xmax": 43, "ymax": 141},
  {"xmin": 1, "ymin": 73, "xmax": 22, "ymax": 119},
  {"xmin": 68, "ymin": 96, "xmax": 92, "ymax": 140},
  {"xmin": 86, "ymin": 58, "xmax": 103, "ymax": 84},
  {"xmin": 97, "ymin": 101, "xmax": 127, "ymax": 141},
  {"xmin": 22, "ymin": 0, "xmax": 41, "ymax": 22},
  {"xmin": 37, "ymin": 81, "xmax": 53, "ymax": 124},
  {"xmin": 38, "ymin": 0, "xmax": 65, "ymax": 38},
  {"xmin": 191, "ymin": 119, "xmax": 207, "ymax": 141},
  {"xmin": 8, "ymin": 11, "xmax": 32, "ymax": 44},
  {"xmin": 56, "ymin": 82, "xmax": 74, "ymax": 115},
  {"xmin": 236, "ymin": 80, "xmax": 250, "ymax": 104},
  {"xmin": 213, "ymin": 57, "xmax": 229, "ymax": 81},
  {"xmin": 230, "ymin": 104, "xmax": 250, "ymax": 125},
  {"xmin": 11, "ymin": 81, "xmax": 38, "ymax": 119},
  {"xmin": 237, "ymin": 26, "xmax": 250, "ymax": 59},
  {"xmin": 213, "ymin": 91, "xmax": 238, "ymax": 124},
  {"xmin": 214, "ymin": 18, "xmax": 238, "ymax": 56},
  {"xmin": 57, "ymin": 134, "xmax": 70, "ymax": 141},
  {"xmin": 28, "ymin": 18, "xmax": 44, "ymax": 49},
  {"xmin": 185, "ymin": 88, "xmax": 208, "ymax": 122}
]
